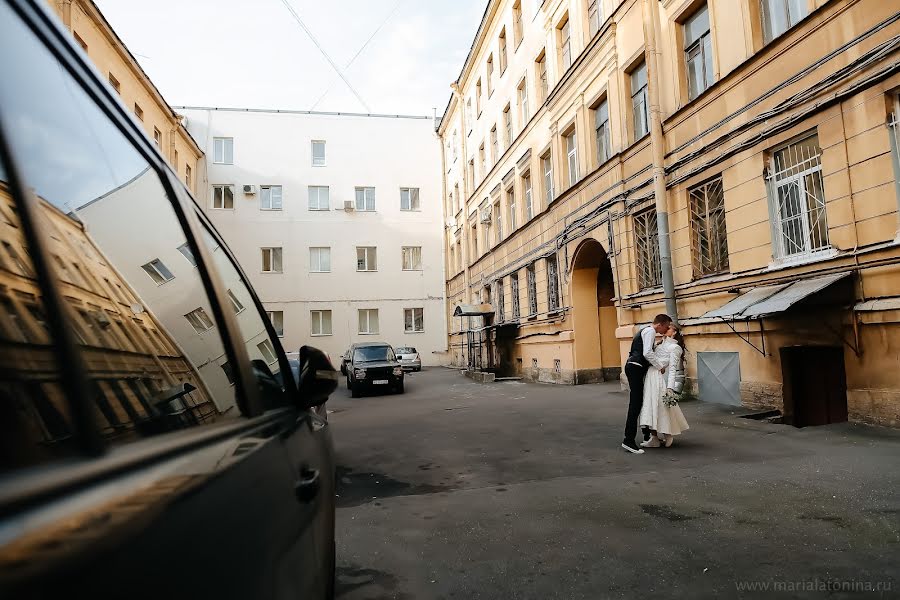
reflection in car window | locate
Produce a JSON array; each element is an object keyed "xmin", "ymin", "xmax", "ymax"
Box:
[
  {"xmin": 353, "ymin": 346, "xmax": 395, "ymax": 363},
  {"xmin": 0, "ymin": 3, "xmax": 239, "ymax": 450},
  {"xmin": 396, "ymin": 347, "xmax": 416, "ymax": 354},
  {"xmin": 0, "ymin": 156, "xmax": 79, "ymax": 473}
]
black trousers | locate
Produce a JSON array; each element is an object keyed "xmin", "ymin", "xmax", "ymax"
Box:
[{"xmin": 624, "ymin": 362, "xmax": 649, "ymax": 444}]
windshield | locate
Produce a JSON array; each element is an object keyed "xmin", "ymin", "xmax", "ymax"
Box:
[
  {"xmin": 396, "ymin": 347, "xmax": 416, "ymax": 354},
  {"xmin": 354, "ymin": 346, "xmax": 394, "ymax": 363}
]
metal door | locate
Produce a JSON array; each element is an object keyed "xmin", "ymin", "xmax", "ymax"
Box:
[{"xmin": 697, "ymin": 351, "xmax": 742, "ymax": 406}]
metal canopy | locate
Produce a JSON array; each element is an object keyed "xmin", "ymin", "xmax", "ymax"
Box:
[
  {"xmin": 453, "ymin": 303, "xmax": 494, "ymax": 317},
  {"xmin": 701, "ymin": 272, "xmax": 852, "ymax": 320}
]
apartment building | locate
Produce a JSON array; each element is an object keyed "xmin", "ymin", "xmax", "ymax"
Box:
[
  {"xmin": 47, "ymin": 0, "xmax": 202, "ymax": 194},
  {"xmin": 179, "ymin": 108, "xmax": 447, "ymax": 364},
  {"xmin": 439, "ymin": 0, "xmax": 900, "ymax": 427}
]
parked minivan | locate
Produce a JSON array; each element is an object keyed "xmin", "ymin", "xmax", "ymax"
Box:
[{"xmin": 0, "ymin": 1, "xmax": 338, "ymax": 597}]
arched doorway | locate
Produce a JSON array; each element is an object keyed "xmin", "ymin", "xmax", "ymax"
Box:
[{"xmin": 570, "ymin": 238, "xmax": 620, "ymax": 383}]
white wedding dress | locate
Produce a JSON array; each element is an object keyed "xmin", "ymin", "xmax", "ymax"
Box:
[{"xmin": 639, "ymin": 338, "xmax": 689, "ymax": 436}]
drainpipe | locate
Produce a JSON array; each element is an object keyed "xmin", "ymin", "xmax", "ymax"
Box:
[{"xmin": 642, "ymin": 0, "xmax": 678, "ymax": 322}]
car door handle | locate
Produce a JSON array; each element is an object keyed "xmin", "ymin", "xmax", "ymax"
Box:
[{"xmin": 294, "ymin": 468, "xmax": 320, "ymax": 503}]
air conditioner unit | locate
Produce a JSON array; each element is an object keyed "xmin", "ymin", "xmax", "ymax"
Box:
[
  {"xmin": 243, "ymin": 184, "xmax": 256, "ymax": 195},
  {"xmin": 480, "ymin": 209, "xmax": 492, "ymax": 224},
  {"xmin": 343, "ymin": 200, "xmax": 355, "ymax": 211}
]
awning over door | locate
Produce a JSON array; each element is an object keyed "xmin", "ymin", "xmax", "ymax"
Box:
[
  {"xmin": 453, "ymin": 303, "xmax": 495, "ymax": 317},
  {"xmin": 702, "ymin": 271, "xmax": 852, "ymax": 320}
]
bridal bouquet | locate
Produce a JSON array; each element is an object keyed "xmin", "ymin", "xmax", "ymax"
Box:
[{"xmin": 662, "ymin": 390, "xmax": 679, "ymax": 407}]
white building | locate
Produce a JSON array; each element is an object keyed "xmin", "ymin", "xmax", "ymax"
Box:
[{"xmin": 179, "ymin": 107, "xmax": 448, "ymax": 365}]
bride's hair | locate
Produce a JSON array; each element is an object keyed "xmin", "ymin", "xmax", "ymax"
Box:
[{"xmin": 669, "ymin": 324, "xmax": 686, "ymax": 353}]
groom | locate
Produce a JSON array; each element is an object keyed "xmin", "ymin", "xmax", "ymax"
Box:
[{"xmin": 621, "ymin": 313, "xmax": 673, "ymax": 454}]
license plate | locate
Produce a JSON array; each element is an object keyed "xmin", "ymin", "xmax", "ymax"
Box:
[{"xmin": 373, "ymin": 379, "xmax": 389, "ymax": 385}]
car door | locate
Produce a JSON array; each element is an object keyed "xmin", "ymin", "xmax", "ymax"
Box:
[{"xmin": 0, "ymin": 2, "xmax": 330, "ymax": 597}]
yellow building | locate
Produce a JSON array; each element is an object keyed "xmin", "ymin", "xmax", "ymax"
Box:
[
  {"xmin": 47, "ymin": 0, "xmax": 202, "ymax": 194},
  {"xmin": 439, "ymin": 0, "xmax": 900, "ymax": 427}
]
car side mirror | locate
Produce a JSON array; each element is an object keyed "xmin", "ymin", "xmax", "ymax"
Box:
[
  {"xmin": 297, "ymin": 345, "xmax": 339, "ymax": 407},
  {"xmin": 251, "ymin": 359, "xmax": 285, "ymax": 412}
]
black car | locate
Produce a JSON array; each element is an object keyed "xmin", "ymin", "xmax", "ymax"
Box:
[
  {"xmin": 0, "ymin": 2, "xmax": 337, "ymax": 597},
  {"xmin": 346, "ymin": 342, "xmax": 405, "ymax": 397}
]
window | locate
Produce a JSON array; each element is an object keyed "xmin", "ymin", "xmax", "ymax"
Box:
[
  {"xmin": 213, "ymin": 137, "xmax": 234, "ymax": 164},
  {"xmin": 497, "ymin": 279, "xmax": 506, "ymax": 321},
  {"xmin": 479, "ymin": 143, "xmax": 487, "ymax": 176},
  {"xmin": 257, "ymin": 339, "xmax": 277, "ymax": 364},
  {"xmin": 634, "ymin": 209, "xmax": 662, "ymax": 289},
  {"xmin": 491, "ymin": 126, "xmax": 499, "ymax": 163},
  {"xmin": 211, "ymin": 185, "xmax": 234, "ymax": 209},
  {"xmin": 355, "ymin": 187, "xmax": 375, "ymax": 211},
  {"xmin": 134, "ymin": 103, "xmax": 144, "ymax": 121},
  {"xmin": 518, "ymin": 78, "xmax": 530, "ymax": 125},
  {"xmin": 542, "ymin": 151, "xmax": 554, "ymax": 205},
  {"xmin": 487, "ymin": 55, "xmax": 494, "ymax": 96},
  {"xmin": 108, "ymin": 73, "xmax": 120, "ymax": 94},
  {"xmin": 588, "ymin": 0, "xmax": 602, "ymax": 38},
  {"xmin": 402, "ymin": 246, "xmax": 423, "ymax": 271},
  {"xmin": 523, "ymin": 172, "xmax": 533, "ymax": 220},
  {"xmin": 690, "ymin": 177, "xmax": 730, "ymax": 277},
  {"xmin": 404, "ymin": 308, "xmax": 424, "ymax": 332},
  {"xmin": 141, "ymin": 258, "xmax": 174, "ymax": 285},
  {"xmin": 177, "ymin": 242, "xmax": 197, "ymax": 266},
  {"xmin": 310, "ymin": 247, "xmax": 331, "ymax": 272},
  {"xmin": 227, "ymin": 289, "xmax": 245, "ymax": 314},
  {"xmin": 468, "ymin": 159, "xmax": 475, "ymax": 192},
  {"xmin": 631, "ymin": 61, "xmax": 649, "ymax": 139},
  {"xmin": 173, "ymin": 150, "xmax": 178, "ymax": 170},
  {"xmin": 261, "ymin": 247, "xmax": 283, "ymax": 273},
  {"xmin": 526, "ymin": 263, "xmax": 538, "ymax": 315},
  {"xmin": 185, "ymin": 164, "xmax": 192, "ymax": 189},
  {"xmin": 499, "ymin": 29, "xmax": 508, "ymax": 74},
  {"xmin": 308, "ymin": 186, "xmax": 330, "ymax": 210},
  {"xmin": 536, "ymin": 51, "xmax": 548, "ymax": 102},
  {"xmin": 311, "ymin": 140, "xmax": 326, "ymax": 166},
  {"xmin": 260, "ymin": 185, "xmax": 283, "ymax": 210},
  {"xmin": 513, "ymin": 1, "xmax": 523, "ymax": 47},
  {"xmin": 482, "ymin": 209, "xmax": 492, "ymax": 250},
  {"xmin": 494, "ymin": 199, "xmax": 503, "ymax": 243},
  {"xmin": 311, "ymin": 310, "xmax": 332, "ymax": 336},
  {"xmin": 221, "ymin": 362, "xmax": 235, "ymax": 385},
  {"xmin": 455, "ymin": 239, "xmax": 462, "ymax": 272},
  {"xmin": 594, "ymin": 99, "xmax": 611, "ymax": 164},
  {"xmin": 476, "ymin": 79, "xmax": 483, "ymax": 115},
  {"xmin": 466, "ymin": 98, "xmax": 473, "ymax": 131},
  {"xmin": 547, "ymin": 254, "xmax": 560, "ymax": 311},
  {"xmin": 358, "ymin": 309, "xmax": 379, "ymax": 334},
  {"xmin": 565, "ymin": 128, "xmax": 579, "ymax": 185},
  {"xmin": 357, "ymin": 246, "xmax": 377, "ymax": 271},
  {"xmin": 3, "ymin": 241, "xmax": 32, "ymax": 276},
  {"xmin": 768, "ymin": 134, "xmax": 829, "ymax": 258},
  {"xmin": 685, "ymin": 4, "xmax": 714, "ymax": 100},
  {"xmin": 184, "ymin": 307, "xmax": 215, "ymax": 333},
  {"xmin": 74, "ymin": 31, "xmax": 88, "ymax": 51},
  {"xmin": 511, "ymin": 272, "xmax": 521, "ymax": 318},
  {"xmin": 471, "ymin": 220, "xmax": 479, "ymax": 258},
  {"xmin": 401, "ymin": 187, "xmax": 420, "ymax": 211},
  {"xmin": 507, "ymin": 185, "xmax": 517, "ymax": 231},
  {"xmin": 452, "ymin": 130, "xmax": 459, "ymax": 162},
  {"xmin": 503, "ymin": 105, "xmax": 513, "ymax": 148},
  {"xmin": 761, "ymin": 0, "xmax": 808, "ymax": 44},
  {"xmin": 153, "ymin": 127, "xmax": 162, "ymax": 148},
  {"xmin": 559, "ymin": 18, "xmax": 572, "ymax": 71},
  {"xmin": 267, "ymin": 310, "xmax": 284, "ymax": 337}
]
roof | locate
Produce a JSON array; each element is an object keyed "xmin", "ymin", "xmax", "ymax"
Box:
[
  {"xmin": 702, "ymin": 271, "xmax": 852, "ymax": 320},
  {"xmin": 453, "ymin": 303, "xmax": 495, "ymax": 317}
]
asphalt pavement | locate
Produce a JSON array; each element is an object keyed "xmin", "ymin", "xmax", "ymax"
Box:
[{"xmin": 329, "ymin": 368, "xmax": 900, "ymax": 599}]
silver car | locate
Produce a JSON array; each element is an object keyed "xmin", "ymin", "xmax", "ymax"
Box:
[{"xmin": 395, "ymin": 346, "xmax": 422, "ymax": 371}]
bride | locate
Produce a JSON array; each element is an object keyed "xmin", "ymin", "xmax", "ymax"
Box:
[{"xmin": 639, "ymin": 323, "xmax": 689, "ymax": 448}]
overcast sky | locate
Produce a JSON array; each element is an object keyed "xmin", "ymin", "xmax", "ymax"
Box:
[{"xmin": 94, "ymin": 0, "xmax": 486, "ymax": 117}]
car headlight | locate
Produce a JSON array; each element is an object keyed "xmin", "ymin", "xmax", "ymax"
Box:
[
  {"xmin": 393, "ymin": 367, "xmax": 404, "ymax": 376},
  {"xmin": 354, "ymin": 369, "xmax": 366, "ymax": 379}
]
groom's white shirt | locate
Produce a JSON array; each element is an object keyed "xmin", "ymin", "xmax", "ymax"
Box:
[{"xmin": 641, "ymin": 325, "xmax": 664, "ymax": 370}]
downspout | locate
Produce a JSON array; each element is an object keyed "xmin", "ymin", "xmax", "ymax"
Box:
[{"xmin": 642, "ymin": 0, "xmax": 678, "ymax": 322}]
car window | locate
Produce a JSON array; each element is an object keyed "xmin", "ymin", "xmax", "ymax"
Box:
[
  {"xmin": 353, "ymin": 346, "xmax": 395, "ymax": 363},
  {"xmin": 396, "ymin": 347, "xmax": 416, "ymax": 354},
  {"xmin": 0, "ymin": 4, "xmax": 241, "ymax": 453},
  {"xmin": 0, "ymin": 154, "xmax": 81, "ymax": 473}
]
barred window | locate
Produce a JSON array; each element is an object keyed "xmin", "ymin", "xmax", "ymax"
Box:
[
  {"xmin": 511, "ymin": 272, "xmax": 521, "ymax": 318},
  {"xmin": 767, "ymin": 134, "xmax": 829, "ymax": 259},
  {"xmin": 526, "ymin": 263, "xmax": 538, "ymax": 315},
  {"xmin": 496, "ymin": 279, "xmax": 505, "ymax": 322},
  {"xmin": 547, "ymin": 254, "xmax": 560, "ymax": 311},
  {"xmin": 634, "ymin": 209, "xmax": 662, "ymax": 289},
  {"xmin": 689, "ymin": 177, "xmax": 729, "ymax": 277}
]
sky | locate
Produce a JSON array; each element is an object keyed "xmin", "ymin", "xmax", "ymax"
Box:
[{"xmin": 93, "ymin": 0, "xmax": 487, "ymax": 118}]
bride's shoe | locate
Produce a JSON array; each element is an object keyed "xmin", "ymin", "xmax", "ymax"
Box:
[
  {"xmin": 640, "ymin": 435, "xmax": 661, "ymax": 448},
  {"xmin": 664, "ymin": 435, "xmax": 674, "ymax": 448}
]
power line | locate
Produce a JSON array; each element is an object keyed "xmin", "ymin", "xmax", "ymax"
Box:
[
  {"xmin": 276, "ymin": 0, "xmax": 371, "ymax": 112},
  {"xmin": 310, "ymin": 0, "xmax": 404, "ymax": 111}
]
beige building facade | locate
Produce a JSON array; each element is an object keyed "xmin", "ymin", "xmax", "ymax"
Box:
[
  {"xmin": 47, "ymin": 0, "xmax": 203, "ymax": 195},
  {"xmin": 439, "ymin": 0, "xmax": 900, "ymax": 427}
]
